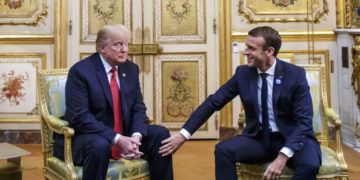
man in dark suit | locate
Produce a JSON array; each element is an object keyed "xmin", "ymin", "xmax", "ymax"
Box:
[
  {"xmin": 160, "ymin": 26, "xmax": 321, "ymax": 180},
  {"xmin": 57, "ymin": 24, "xmax": 173, "ymax": 180}
]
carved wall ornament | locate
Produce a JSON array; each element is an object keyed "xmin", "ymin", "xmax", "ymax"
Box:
[
  {"xmin": 352, "ymin": 36, "xmax": 360, "ymax": 108},
  {"xmin": 267, "ymin": 0, "xmax": 298, "ymax": 7},
  {"xmin": 0, "ymin": 0, "xmax": 47, "ymax": 26},
  {"xmin": 166, "ymin": 0, "xmax": 192, "ymax": 24},
  {"xmin": 238, "ymin": 0, "xmax": 329, "ymax": 23},
  {"xmin": 93, "ymin": 0, "xmax": 119, "ymax": 24}
]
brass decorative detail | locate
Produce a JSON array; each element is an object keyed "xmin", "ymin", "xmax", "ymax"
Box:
[
  {"xmin": 0, "ymin": 0, "xmax": 48, "ymax": 26},
  {"xmin": 351, "ymin": 36, "xmax": 360, "ymax": 108},
  {"xmin": 93, "ymin": 0, "xmax": 118, "ymax": 24},
  {"xmin": 336, "ymin": 0, "xmax": 352, "ymax": 28},
  {"xmin": 166, "ymin": 0, "xmax": 192, "ymax": 24},
  {"xmin": 238, "ymin": 0, "xmax": 329, "ymax": 23}
]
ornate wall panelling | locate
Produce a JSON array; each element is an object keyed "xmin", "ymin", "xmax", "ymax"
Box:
[
  {"xmin": 0, "ymin": 0, "xmax": 55, "ymax": 127},
  {"xmin": 154, "ymin": 53, "xmax": 207, "ymax": 131},
  {"xmin": 154, "ymin": 0, "xmax": 206, "ymax": 43},
  {"xmin": 80, "ymin": 0, "xmax": 131, "ymax": 43},
  {"xmin": 237, "ymin": 0, "xmax": 329, "ymax": 23},
  {"xmin": 232, "ymin": 0, "xmax": 337, "ymax": 32},
  {"xmin": 0, "ymin": 53, "xmax": 46, "ymax": 123},
  {"xmin": 0, "ymin": 0, "xmax": 54, "ymax": 43}
]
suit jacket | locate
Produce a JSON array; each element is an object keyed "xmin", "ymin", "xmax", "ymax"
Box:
[
  {"xmin": 183, "ymin": 59, "xmax": 318, "ymax": 152},
  {"xmin": 54, "ymin": 53, "xmax": 148, "ymax": 159}
]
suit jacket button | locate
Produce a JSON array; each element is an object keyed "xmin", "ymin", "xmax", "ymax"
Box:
[{"xmin": 300, "ymin": 143, "xmax": 304, "ymax": 146}]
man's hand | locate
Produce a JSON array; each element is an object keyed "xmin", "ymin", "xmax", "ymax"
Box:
[
  {"xmin": 116, "ymin": 135, "xmax": 143, "ymax": 159},
  {"xmin": 130, "ymin": 135, "xmax": 142, "ymax": 159},
  {"xmin": 159, "ymin": 133, "xmax": 186, "ymax": 157},
  {"xmin": 262, "ymin": 153, "xmax": 289, "ymax": 180}
]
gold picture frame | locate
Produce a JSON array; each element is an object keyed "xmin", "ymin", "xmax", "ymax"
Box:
[
  {"xmin": 0, "ymin": 53, "xmax": 46, "ymax": 122},
  {"xmin": 154, "ymin": 0, "xmax": 206, "ymax": 43},
  {"xmin": 0, "ymin": 0, "xmax": 48, "ymax": 26},
  {"xmin": 154, "ymin": 53, "xmax": 207, "ymax": 130},
  {"xmin": 81, "ymin": 0, "xmax": 131, "ymax": 43},
  {"xmin": 238, "ymin": 0, "xmax": 329, "ymax": 23}
]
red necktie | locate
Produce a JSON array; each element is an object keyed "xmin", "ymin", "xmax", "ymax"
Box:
[{"xmin": 110, "ymin": 67, "xmax": 123, "ymax": 160}]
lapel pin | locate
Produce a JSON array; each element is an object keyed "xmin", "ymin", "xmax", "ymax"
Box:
[
  {"xmin": 275, "ymin": 77, "xmax": 282, "ymax": 85},
  {"xmin": 122, "ymin": 73, "xmax": 126, "ymax": 77}
]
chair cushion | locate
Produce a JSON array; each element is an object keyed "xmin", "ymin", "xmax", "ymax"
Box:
[
  {"xmin": 237, "ymin": 146, "xmax": 341, "ymax": 177},
  {"xmin": 47, "ymin": 157, "xmax": 149, "ymax": 179}
]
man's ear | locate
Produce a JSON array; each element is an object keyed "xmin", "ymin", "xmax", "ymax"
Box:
[{"xmin": 266, "ymin": 47, "xmax": 275, "ymax": 56}]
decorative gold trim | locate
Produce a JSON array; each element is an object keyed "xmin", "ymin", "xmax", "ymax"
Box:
[
  {"xmin": 0, "ymin": 0, "xmax": 48, "ymax": 26},
  {"xmin": 0, "ymin": 35, "xmax": 54, "ymax": 44},
  {"xmin": 351, "ymin": 36, "xmax": 360, "ymax": 108},
  {"xmin": 0, "ymin": 53, "xmax": 46, "ymax": 123},
  {"xmin": 219, "ymin": 0, "xmax": 232, "ymax": 128},
  {"xmin": 238, "ymin": 0, "xmax": 329, "ymax": 23},
  {"xmin": 54, "ymin": 0, "xmax": 68, "ymax": 68},
  {"xmin": 232, "ymin": 31, "xmax": 336, "ymax": 42},
  {"xmin": 336, "ymin": 0, "xmax": 352, "ymax": 28}
]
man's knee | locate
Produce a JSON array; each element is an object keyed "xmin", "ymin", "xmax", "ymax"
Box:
[
  {"xmin": 149, "ymin": 125, "xmax": 170, "ymax": 140},
  {"xmin": 214, "ymin": 141, "xmax": 231, "ymax": 159},
  {"xmin": 88, "ymin": 136, "xmax": 111, "ymax": 157}
]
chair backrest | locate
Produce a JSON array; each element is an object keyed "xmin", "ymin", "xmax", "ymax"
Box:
[
  {"xmin": 301, "ymin": 65, "xmax": 328, "ymax": 145},
  {"xmin": 39, "ymin": 69, "xmax": 68, "ymax": 118}
]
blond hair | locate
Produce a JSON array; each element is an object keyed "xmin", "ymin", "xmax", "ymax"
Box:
[{"xmin": 95, "ymin": 24, "xmax": 131, "ymax": 52}]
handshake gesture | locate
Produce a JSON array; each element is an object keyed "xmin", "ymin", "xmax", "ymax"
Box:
[{"xmin": 115, "ymin": 134, "xmax": 143, "ymax": 159}]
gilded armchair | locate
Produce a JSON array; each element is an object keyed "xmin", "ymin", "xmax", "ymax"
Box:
[
  {"xmin": 236, "ymin": 65, "xmax": 349, "ymax": 179},
  {"xmin": 38, "ymin": 69, "xmax": 150, "ymax": 180}
]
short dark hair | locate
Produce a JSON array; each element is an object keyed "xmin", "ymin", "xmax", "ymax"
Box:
[{"xmin": 248, "ymin": 26, "xmax": 282, "ymax": 56}]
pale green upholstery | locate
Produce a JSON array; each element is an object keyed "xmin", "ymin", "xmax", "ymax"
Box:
[
  {"xmin": 237, "ymin": 65, "xmax": 348, "ymax": 179},
  {"xmin": 39, "ymin": 69, "xmax": 150, "ymax": 180}
]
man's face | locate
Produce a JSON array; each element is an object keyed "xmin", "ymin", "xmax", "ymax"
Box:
[
  {"xmin": 99, "ymin": 32, "xmax": 129, "ymax": 66},
  {"xmin": 243, "ymin": 36, "xmax": 274, "ymax": 70}
]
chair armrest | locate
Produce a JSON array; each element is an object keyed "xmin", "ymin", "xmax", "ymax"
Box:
[
  {"xmin": 324, "ymin": 108, "xmax": 341, "ymax": 130},
  {"xmin": 42, "ymin": 114, "xmax": 78, "ymax": 179},
  {"xmin": 43, "ymin": 114, "xmax": 72, "ymax": 135}
]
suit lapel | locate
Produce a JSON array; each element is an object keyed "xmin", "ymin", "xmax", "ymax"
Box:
[
  {"xmin": 249, "ymin": 67, "xmax": 259, "ymax": 116},
  {"xmin": 118, "ymin": 63, "xmax": 128, "ymax": 124},
  {"xmin": 93, "ymin": 53, "xmax": 113, "ymax": 108},
  {"xmin": 273, "ymin": 59, "xmax": 285, "ymax": 116}
]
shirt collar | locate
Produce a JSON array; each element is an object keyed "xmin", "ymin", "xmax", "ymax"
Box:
[
  {"xmin": 99, "ymin": 54, "xmax": 117, "ymax": 73},
  {"xmin": 257, "ymin": 58, "xmax": 276, "ymax": 76}
]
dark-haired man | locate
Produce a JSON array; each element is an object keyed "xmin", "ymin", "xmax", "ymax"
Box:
[{"xmin": 160, "ymin": 26, "xmax": 321, "ymax": 180}]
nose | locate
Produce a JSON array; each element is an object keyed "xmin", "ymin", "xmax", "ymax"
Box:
[{"xmin": 242, "ymin": 49, "xmax": 249, "ymax": 55}]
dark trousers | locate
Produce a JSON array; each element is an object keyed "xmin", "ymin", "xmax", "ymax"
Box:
[
  {"xmin": 214, "ymin": 132, "xmax": 321, "ymax": 180},
  {"xmin": 71, "ymin": 125, "xmax": 173, "ymax": 180}
]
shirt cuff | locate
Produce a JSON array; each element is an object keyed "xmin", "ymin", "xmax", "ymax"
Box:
[
  {"xmin": 179, "ymin": 128, "xmax": 191, "ymax": 140},
  {"xmin": 131, "ymin": 132, "xmax": 142, "ymax": 140},
  {"xmin": 113, "ymin": 133, "xmax": 121, "ymax": 145},
  {"xmin": 280, "ymin": 147, "xmax": 295, "ymax": 158}
]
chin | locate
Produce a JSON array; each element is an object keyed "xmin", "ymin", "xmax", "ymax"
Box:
[{"xmin": 247, "ymin": 61, "xmax": 255, "ymax": 67}]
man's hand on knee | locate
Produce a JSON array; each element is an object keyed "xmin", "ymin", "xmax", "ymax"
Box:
[{"xmin": 262, "ymin": 153, "xmax": 289, "ymax": 180}]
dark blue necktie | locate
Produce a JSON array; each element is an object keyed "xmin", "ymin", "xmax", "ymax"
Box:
[{"xmin": 260, "ymin": 73, "xmax": 270, "ymax": 149}]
